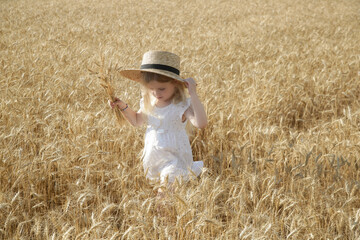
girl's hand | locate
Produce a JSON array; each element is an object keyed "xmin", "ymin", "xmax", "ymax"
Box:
[
  {"xmin": 183, "ymin": 78, "xmax": 197, "ymax": 95},
  {"xmin": 108, "ymin": 97, "xmax": 127, "ymax": 109}
]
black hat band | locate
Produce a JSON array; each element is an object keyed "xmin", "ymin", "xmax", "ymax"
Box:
[{"xmin": 140, "ymin": 64, "xmax": 180, "ymax": 75}]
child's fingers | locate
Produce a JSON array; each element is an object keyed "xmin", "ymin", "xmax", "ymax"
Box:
[
  {"xmin": 184, "ymin": 78, "xmax": 197, "ymax": 87},
  {"xmin": 108, "ymin": 97, "xmax": 124, "ymax": 109},
  {"xmin": 108, "ymin": 100, "xmax": 115, "ymax": 108}
]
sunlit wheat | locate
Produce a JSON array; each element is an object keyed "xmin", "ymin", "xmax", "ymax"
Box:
[{"xmin": 1, "ymin": 0, "xmax": 360, "ymax": 239}]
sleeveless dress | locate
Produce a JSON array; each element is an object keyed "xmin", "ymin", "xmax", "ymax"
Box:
[{"xmin": 140, "ymin": 98, "xmax": 203, "ymax": 183}]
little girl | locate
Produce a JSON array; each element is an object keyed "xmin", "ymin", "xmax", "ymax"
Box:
[{"xmin": 109, "ymin": 50, "xmax": 207, "ymax": 185}]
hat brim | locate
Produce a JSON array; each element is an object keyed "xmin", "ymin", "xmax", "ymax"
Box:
[{"xmin": 119, "ymin": 69, "xmax": 184, "ymax": 83}]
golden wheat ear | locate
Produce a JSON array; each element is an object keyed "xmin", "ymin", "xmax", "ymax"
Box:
[{"xmin": 89, "ymin": 55, "xmax": 126, "ymax": 125}]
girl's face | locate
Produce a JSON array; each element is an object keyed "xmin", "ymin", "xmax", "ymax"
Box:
[{"xmin": 146, "ymin": 80, "xmax": 176, "ymax": 105}]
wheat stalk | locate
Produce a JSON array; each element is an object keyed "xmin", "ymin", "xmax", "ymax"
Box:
[{"xmin": 89, "ymin": 55, "xmax": 126, "ymax": 125}]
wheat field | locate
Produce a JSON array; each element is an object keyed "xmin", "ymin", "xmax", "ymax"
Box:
[{"xmin": 1, "ymin": 0, "xmax": 360, "ymax": 239}]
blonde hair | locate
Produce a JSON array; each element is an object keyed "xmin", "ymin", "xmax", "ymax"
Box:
[{"xmin": 140, "ymin": 72, "xmax": 187, "ymax": 114}]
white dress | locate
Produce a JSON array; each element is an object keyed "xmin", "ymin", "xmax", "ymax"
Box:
[{"xmin": 141, "ymin": 98, "xmax": 203, "ymax": 183}]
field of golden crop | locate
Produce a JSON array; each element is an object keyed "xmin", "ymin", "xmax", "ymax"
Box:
[{"xmin": 1, "ymin": 0, "xmax": 360, "ymax": 239}]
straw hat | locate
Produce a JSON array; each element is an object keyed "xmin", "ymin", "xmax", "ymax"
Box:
[{"xmin": 119, "ymin": 50, "xmax": 184, "ymax": 83}]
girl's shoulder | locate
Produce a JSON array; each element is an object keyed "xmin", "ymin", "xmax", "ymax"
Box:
[
  {"xmin": 139, "ymin": 98, "xmax": 144, "ymax": 110},
  {"xmin": 174, "ymin": 98, "xmax": 191, "ymax": 111},
  {"xmin": 184, "ymin": 98, "xmax": 191, "ymax": 107}
]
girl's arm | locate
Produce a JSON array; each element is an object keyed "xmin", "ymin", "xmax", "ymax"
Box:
[
  {"xmin": 183, "ymin": 78, "xmax": 208, "ymax": 129},
  {"xmin": 109, "ymin": 98, "xmax": 144, "ymax": 127}
]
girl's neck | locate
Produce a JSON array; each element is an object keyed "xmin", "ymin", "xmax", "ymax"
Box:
[{"xmin": 155, "ymin": 99, "xmax": 172, "ymax": 108}]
